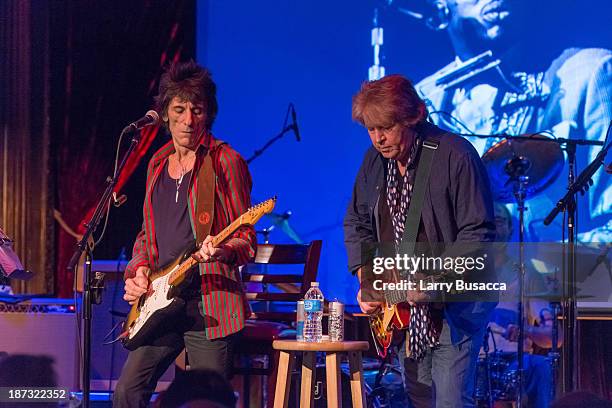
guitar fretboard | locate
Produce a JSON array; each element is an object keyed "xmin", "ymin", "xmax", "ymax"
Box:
[
  {"xmin": 382, "ymin": 268, "xmax": 410, "ymax": 306},
  {"xmin": 165, "ymin": 197, "xmax": 275, "ymax": 287},
  {"xmin": 384, "ymin": 287, "xmax": 409, "ymax": 306},
  {"xmin": 167, "ymin": 214, "xmax": 246, "ymax": 286},
  {"xmin": 382, "ymin": 273, "xmax": 445, "ymax": 306}
]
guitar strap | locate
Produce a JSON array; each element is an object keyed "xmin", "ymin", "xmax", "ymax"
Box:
[
  {"xmin": 399, "ymin": 133, "xmax": 439, "ymax": 361},
  {"xmin": 194, "ymin": 139, "xmax": 225, "ymax": 244},
  {"xmin": 399, "ymin": 135, "xmax": 439, "ymax": 254}
]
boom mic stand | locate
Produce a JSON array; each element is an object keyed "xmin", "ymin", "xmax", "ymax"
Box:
[
  {"xmin": 507, "ymin": 167, "xmax": 529, "ymax": 408},
  {"xmin": 67, "ymin": 128, "xmax": 143, "ymax": 408},
  {"xmin": 543, "ymin": 121, "xmax": 611, "ymax": 392},
  {"xmin": 246, "ymin": 103, "xmax": 300, "ymax": 164},
  {"xmin": 549, "ymin": 301, "xmax": 561, "ymax": 401},
  {"xmin": 467, "ymin": 130, "xmax": 605, "ymax": 397}
]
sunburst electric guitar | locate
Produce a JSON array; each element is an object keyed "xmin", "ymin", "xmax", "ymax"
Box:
[
  {"xmin": 121, "ymin": 197, "xmax": 276, "ymax": 350},
  {"xmin": 368, "ymin": 283, "xmax": 411, "ymax": 358},
  {"xmin": 369, "ymin": 272, "xmax": 447, "ymax": 358}
]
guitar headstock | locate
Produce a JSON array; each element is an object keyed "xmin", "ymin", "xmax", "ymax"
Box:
[{"xmin": 242, "ymin": 197, "xmax": 277, "ymax": 225}]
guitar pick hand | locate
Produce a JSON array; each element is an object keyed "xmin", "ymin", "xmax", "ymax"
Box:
[
  {"xmin": 357, "ymin": 289, "xmax": 381, "ymax": 314},
  {"xmin": 124, "ymin": 266, "xmax": 150, "ymax": 305}
]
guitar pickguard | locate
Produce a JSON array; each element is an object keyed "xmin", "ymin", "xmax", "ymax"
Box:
[{"xmin": 369, "ymin": 302, "xmax": 411, "ymax": 358}]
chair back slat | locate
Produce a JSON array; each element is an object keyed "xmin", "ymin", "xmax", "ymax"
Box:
[
  {"xmin": 254, "ymin": 244, "xmax": 309, "ymax": 264},
  {"xmin": 248, "ymin": 311, "xmax": 297, "ymax": 321},
  {"xmin": 244, "ymin": 240, "xmax": 322, "ymax": 322},
  {"xmin": 246, "ymin": 293, "xmax": 301, "ymax": 302},
  {"xmin": 242, "ymin": 273, "xmax": 303, "ymax": 284}
]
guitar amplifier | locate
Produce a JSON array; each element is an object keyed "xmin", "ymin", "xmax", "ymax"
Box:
[
  {"xmin": 0, "ymin": 298, "xmax": 79, "ymax": 389},
  {"xmin": 0, "ymin": 265, "xmax": 176, "ymax": 393}
]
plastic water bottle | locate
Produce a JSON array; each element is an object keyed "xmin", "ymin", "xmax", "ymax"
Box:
[{"xmin": 303, "ymin": 282, "xmax": 324, "ymax": 342}]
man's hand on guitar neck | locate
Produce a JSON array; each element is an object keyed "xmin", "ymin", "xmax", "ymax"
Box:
[
  {"xmin": 192, "ymin": 235, "xmax": 235, "ymax": 264},
  {"xmin": 124, "ymin": 266, "xmax": 150, "ymax": 305}
]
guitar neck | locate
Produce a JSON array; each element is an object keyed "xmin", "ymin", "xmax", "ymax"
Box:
[
  {"xmin": 168, "ymin": 257, "xmax": 199, "ymax": 286},
  {"xmin": 384, "ymin": 288, "xmax": 409, "ymax": 306},
  {"xmin": 168, "ymin": 215, "xmax": 247, "ymax": 286},
  {"xmin": 164, "ymin": 196, "xmax": 276, "ymax": 287},
  {"xmin": 211, "ymin": 215, "xmax": 244, "ymax": 247},
  {"xmin": 382, "ymin": 273, "xmax": 446, "ymax": 306}
]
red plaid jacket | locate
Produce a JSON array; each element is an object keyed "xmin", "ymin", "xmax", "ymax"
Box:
[{"xmin": 125, "ymin": 133, "xmax": 256, "ymax": 339}]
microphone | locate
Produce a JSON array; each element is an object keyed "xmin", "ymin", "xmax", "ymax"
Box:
[
  {"xmin": 290, "ymin": 104, "xmax": 301, "ymax": 142},
  {"xmin": 112, "ymin": 192, "xmax": 127, "ymax": 208},
  {"xmin": 124, "ymin": 110, "xmax": 159, "ymax": 133}
]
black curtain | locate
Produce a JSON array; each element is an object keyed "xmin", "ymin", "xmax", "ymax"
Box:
[{"xmin": 48, "ymin": 0, "xmax": 196, "ymax": 297}]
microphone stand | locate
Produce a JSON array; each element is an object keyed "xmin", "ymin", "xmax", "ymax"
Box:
[
  {"xmin": 513, "ymin": 174, "xmax": 528, "ymax": 408},
  {"xmin": 246, "ymin": 123, "xmax": 297, "ymax": 164},
  {"xmin": 67, "ymin": 128, "xmax": 143, "ymax": 408},
  {"xmin": 544, "ymin": 137, "xmax": 611, "ymax": 226},
  {"xmin": 495, "ymin": 152, "xmax": 530, "ymax": 407},
  {"xmin": 549, "ymin": 301, "xmax": 561, "ymax": 401},
  {"xmin": 543, "ymin": 125, "xmax": 611, "ymax": 392},
  {"xmin": 246, "ymin": 103, "xmax": 299, "ymax": 164}
]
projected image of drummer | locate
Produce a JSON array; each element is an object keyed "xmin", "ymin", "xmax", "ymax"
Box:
[{"xmin": 409, "ymin": 0, "xmax": 612, "ymax": 243}]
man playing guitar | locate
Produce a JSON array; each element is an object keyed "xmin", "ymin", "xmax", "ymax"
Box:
[
  {"xmin": 114, "ymin": 60, "xmax": 256, "ymax": 408},
  {"xmin": 344, "ymin": 74, "xmax": 496, "ymax": 407}
]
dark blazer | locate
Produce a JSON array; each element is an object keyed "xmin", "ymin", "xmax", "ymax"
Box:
[{"xmin": 343, "ymin": 121, "xmax": 497, "ymax": 342}]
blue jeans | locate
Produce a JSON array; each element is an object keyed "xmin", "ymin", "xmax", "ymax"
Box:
[
  {"xmin": 510, "ymin": 353, "xmax": 552, "ymax": 408},
  {"xmin": 399, "ymin": 320, "xmax": 484, "ymax": 408}
]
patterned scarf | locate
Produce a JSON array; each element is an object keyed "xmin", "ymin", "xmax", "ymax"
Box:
[{"xmin": 385, "ymin": 137, "xmax": 438, "ymax": 361}]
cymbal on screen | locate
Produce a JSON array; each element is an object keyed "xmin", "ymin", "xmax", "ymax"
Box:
[
  {"xmin": 482, "ymin": 135, "xmax": 564, "ymax": 203},
  {"xmin": 262, "ymin": 211, "xmax": 304, "ymax": 244}
]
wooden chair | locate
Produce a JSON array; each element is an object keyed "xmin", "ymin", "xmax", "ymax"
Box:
[{"xmin": 233, "ymin": 240, "xmax": 322, "ymax": 408}]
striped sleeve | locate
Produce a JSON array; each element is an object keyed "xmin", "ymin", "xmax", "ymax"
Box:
[
  {"xmin": 124, "ymin": 222, "xmax": 150, "ymax": 279},
  {"xmin": 124, "ymin": 158, "xmax": 157, "ymax": 280},
  {"xmin": 217, "ymin": 146, "xmax": 257, "ymax": 266}
]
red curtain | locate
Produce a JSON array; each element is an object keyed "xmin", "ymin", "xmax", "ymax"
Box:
[{"xmin": 75, "ymin": 125, "xmax": 160, "ymax": 237}]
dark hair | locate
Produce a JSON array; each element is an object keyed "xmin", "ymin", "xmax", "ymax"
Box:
[
  {"xmin": 156, "ymin": 60, "xmax": 218, "ymax": 130},
  {"xmin": 157, "ymin": 369, "xmax": 236, "ymax": 408},
  {"xmin": 352, "ymin": 74, "xmax": 427, "ymax": 128}
]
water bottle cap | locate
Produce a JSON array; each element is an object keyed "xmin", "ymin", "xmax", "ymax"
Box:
[{"xmin": 311, "ymin": 282, "xmax": 319, "ymax": 287}]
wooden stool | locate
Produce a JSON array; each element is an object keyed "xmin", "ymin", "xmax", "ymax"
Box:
[{"xmin": 272, "ymin": 340, "xmax": 369, "ymax": 408}]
